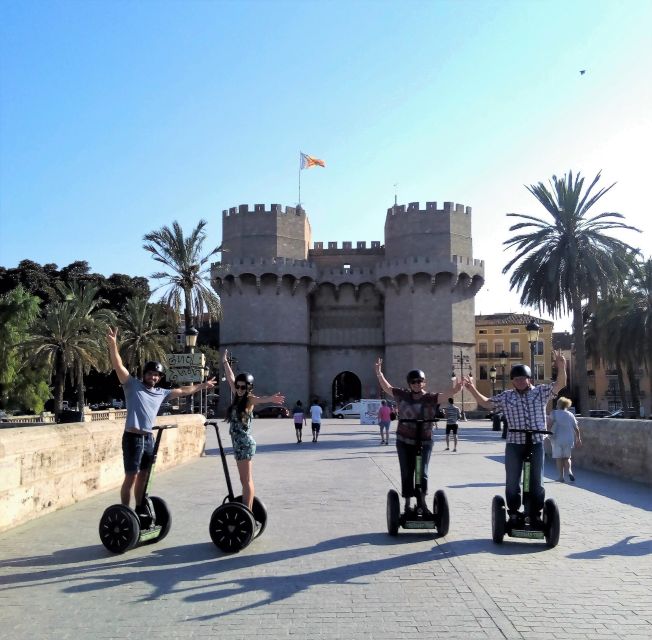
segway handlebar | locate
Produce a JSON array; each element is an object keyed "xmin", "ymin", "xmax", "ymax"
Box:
[{"xmin": 153, "ymin": 424, "xmax": 178, "ymax": 431}]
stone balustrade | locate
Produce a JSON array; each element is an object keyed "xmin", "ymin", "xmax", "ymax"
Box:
[{"xmin": 0, "ymin": 414, "xmax": 206, "ymax": 532}]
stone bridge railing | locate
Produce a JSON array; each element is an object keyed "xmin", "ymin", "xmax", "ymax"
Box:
[{"xmin": 0, "ymin": 414, "xmax": 205, "ymax": 532}]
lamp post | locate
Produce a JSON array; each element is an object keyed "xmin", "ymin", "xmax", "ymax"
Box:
[
  {"xmin": 185, "ymin": 327, "xmax": 198, "ymax": 413},
  {"xmin": 452, "ymin": 350, "xmax": 471, "ymax": 420},
  {"xmin": 526, "ymin": 320, "xmax": 540, "ymax": 381},
  {"xmin": 499, "ymin": 350, "xmax": 507, "ymax": 391},
  {"xmin": 489, "ymin": 365, "xmax": 497, "ymax": 397}
]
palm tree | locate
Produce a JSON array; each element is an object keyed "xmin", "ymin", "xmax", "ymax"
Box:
[
  {"xmin": 118, "ymin": 297, "xmax": 175, "ymax": 376},
  {"xmin": 22, "ymin": 301, "xmax": 105, "ymax": 419},
  {"xmin": 143, "ymin": 220, "xmax": 222, "ymax": 333},
  {"xmin": 503, "ymin": 171, "xmax": 640, "ymax": 414},
  {"xmin": 55, "ymin": 281, "xmax": 114, "ymax": 409}
]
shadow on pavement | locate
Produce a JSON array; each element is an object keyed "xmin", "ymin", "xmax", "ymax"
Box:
[{"xmin": 566, "ymin": 535, "xmax": 652, "ymax": 559}]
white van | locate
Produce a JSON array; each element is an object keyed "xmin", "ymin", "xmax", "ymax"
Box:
[
  {"xmin": 333, "ymin": 402, "xmax": 363, "ymax": 419},
  {"xmin": 333, "ymin": 399, "xmax": 382, "ymax": 424}
]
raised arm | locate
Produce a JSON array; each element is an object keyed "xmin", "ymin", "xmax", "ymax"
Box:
[
  {"xmin": 462, "ymin": 375, "xmax": 495, "ymax": 410},
  {"xmin": 438, "ymin": 376, "xmax": 464, "ymax": 400},
  {"xmin": 252, "ymin": 392, "xmax": 285, "ymax": 406},
  {"xmin": 168, "ymin": 377, "xmax": 217, "ymax": 400},
  {"xmin": 222, "ymin": 349, "xmax": 235, "ymax": 393},
  {"xmin": 552, "ymin": 349, "xmax": 567, "ymax": 396},
  {"xmin": 106, "ymin": 327, "xmax": 130, "ymax": 385},
  {"xmin": 375, "ymin": 357, "xmax": 394, "ymax": 396}
]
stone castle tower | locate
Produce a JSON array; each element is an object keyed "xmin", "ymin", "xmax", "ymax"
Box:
[{"xmin": 211, "ymin": 201, "xmax": 484, "ymax": 411}]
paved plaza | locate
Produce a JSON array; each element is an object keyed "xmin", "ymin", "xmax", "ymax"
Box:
[{"xmin": 1, "ymin": 419, "xmax": 650, "ymax": 639}]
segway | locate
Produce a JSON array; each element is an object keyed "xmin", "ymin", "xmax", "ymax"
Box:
[
  {"xmin": 205, "ymin": 420, "xmax": 268, "ymax": 553},
  {"xmin": 386, "ymin": 419, "xmax": 450, "ymax": 537},
  {"xmin": 492, "ymin": 428, "xmax": 560, "ymax": 548},
  {"xmin": 99, "ymin": 424, "xmax": 176, "ymax": 554}
]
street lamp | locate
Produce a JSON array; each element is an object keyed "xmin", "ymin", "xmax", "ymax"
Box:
[
  {"xmin": 489, "ymin": 365, "xmax": 497, "ymax": 397},
  {"xmin": 185, "ymin": 327, "xmax": 199, "ymax": 412},
  {"xmin": 499, "ymin": 350, "xmax": 508, "ymax": 391},
  {"xmin": 526, "ymin": 320, "xmax": 540, "ymax": 381}
]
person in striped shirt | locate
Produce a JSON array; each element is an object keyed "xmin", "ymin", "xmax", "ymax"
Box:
[
  {"xmin": 444, "ymin": 398, "xmax": 461, "ymax": 452},
  {"xmin": 463, "ymin": 350, "xmax": 566, "ymax": 523}
]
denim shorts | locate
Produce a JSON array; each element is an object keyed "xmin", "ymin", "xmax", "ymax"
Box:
[{"xmin": 122, "ymin": 432, "xmax": 154, "ymax": 474}]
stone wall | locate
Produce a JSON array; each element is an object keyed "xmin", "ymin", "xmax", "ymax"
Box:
[
  {"xmin": 0, "ymin": 415, "xmax": 206, "ymax": 532},
  {"xmin": 548, "ymin": 418, "xmax": 651, "ymax": 485}
]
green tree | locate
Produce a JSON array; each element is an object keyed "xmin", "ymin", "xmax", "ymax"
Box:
[
  {"xmin": 503, "ymin": 171, "xmax": 640, "ymax": 414},
  {"xmin": 143, "ymin": 219, "xmax": 222, "ymax": 333},
  {"xmin": 22, "ymin": 301, "xmax": 105, "ymax": 419},
  {"xmin": 0, "ymin": 286, "xmax": 51, "ymax": 413},
  {"xmin": 117, "ymin": 297, "xmax": 175, "ymax": 376}
]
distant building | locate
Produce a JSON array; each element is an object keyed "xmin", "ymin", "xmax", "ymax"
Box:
[
  {"xmin": 211, "ymin": 201, "xmax": 485, "ymax": 412},
  {"xmin": 474, "ymin": 313, "xmax": 555, "ymax": 399}
]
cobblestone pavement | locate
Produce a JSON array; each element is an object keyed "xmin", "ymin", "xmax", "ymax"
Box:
[{"xmin": 1, "ymin": 420, "xmax": 650, "ymax": 639}]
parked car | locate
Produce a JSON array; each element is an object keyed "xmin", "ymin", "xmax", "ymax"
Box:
[
  {"xmin": 589, "ymin": 410, "xmax": 611, "ymax": 418},
  {"xmin": 253, "ymin": 405, "xmax": 290, "ymax": 418},
  {"xmin": 607, "ymin": 408, "xmax": 637, "ymax": 419}
]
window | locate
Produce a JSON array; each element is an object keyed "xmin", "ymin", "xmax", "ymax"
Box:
[
  {"xmin": 479, "ymin": 330, "xmax": 487, "ymax": 334},
  {"xmin": 510, "ymin": 342, "xmax": 519, "ymax": 356},
  {"xmin": 510, "ymin": 328, "xmax": 520, "ymax": 333},
  {"xmin": 536, "ymin": 341, "xmax": 544, "ymax": 356},
  {"xmin": 479, "ymin": 342, "xmax": 488, "ymax": 354},
  {"xmin": 535, "ymin": 363, "xmax": 545, "ymax": 380},
  {"xmin": 494, "ymin": 342, "xmax": 503, "ymax": 354},
  {"xmin": 480, "ymin": 365, "xmax": 488, "ymax": 380}
]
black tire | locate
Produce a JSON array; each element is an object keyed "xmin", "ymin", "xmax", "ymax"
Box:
[
  {"xmin": 336, "ymin": 414, "xmax": 343, "ymax": 419},
  {"xmin": 386, "ymin": 489, "xmax": 400, "ymax": 536},
  {"xmin": 543, "ymin": 498, "xmax": 560, "ymax": 548},
  {"xmin": 491, "ymin": 495, "xmax": 506, "ymax": 544},
  {"xmin": 99, "ymin": 504, "xmax": 140, "ymax": 554},
  {"xmin": 209, "ymin": 503, "xmax": 256, "ymax": 553},
  {"xmin": 235, "ymin": 495, "xmax": 268, "ymax": 538},
  {"xmin": 433, "ymin": 490, "xmax": 450, "ymax": 536},
  {"xmin": 141, "ymin": 496, "xmax": 172, "ymax": 545}
]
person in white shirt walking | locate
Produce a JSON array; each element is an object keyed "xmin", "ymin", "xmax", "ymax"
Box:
[{"xmin": 310, "ymin": 401, "xmax": 323, "ymax": 442}]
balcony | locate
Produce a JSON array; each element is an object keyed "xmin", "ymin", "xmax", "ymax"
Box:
[{"xmin": 476, "ymin": 351, "xmax": 524, "ymax": 360}]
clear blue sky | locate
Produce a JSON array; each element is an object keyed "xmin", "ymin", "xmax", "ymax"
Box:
[{"xmin": 1, "ymin": 0, "xmax": 650, "ymax": 332}]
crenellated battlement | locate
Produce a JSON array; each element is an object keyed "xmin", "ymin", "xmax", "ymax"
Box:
[
  {"xmin": 311, "ymin": 240, "xmax": 383, "ymax": 253},
  {"xmin": 386, "ymin": 201, "xmax": 472, "ymax": 216},
  {"xmin": 222, "ymin": 203, "xmax": 307, "ymax": 217}
]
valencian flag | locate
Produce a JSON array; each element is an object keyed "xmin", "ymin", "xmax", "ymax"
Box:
[{"xmin": 300, "ymin": 152, "xmax": 326, "ymax": 169}]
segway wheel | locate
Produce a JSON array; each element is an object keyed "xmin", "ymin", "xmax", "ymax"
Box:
[
  {"xmin": 141, "ymin": 496, "xmax": 172, "ymax": 545},
  {"xmin": 235, "ymin": 495, "xmax": 268, "ymax": 538},
  {"xmin": 99, "ymin": 504, "xmax": 140, "ymax": 554},
  {"xmin": 433, "ymin": 490, "xmax": 450, "ymax": 536},
  {"xmin": 386, "ymin": 489, "xmax": 400, "ymax": 536},
  {"xmin": 491, "ymin": 495, "xmax": 506, "ymax": 544},
  {"xmin": 543, "ymin": 498, "xmax": 560, "ymax": 548},
  {"xmin": 209, "ymin": 503, "xmax": 256, "ymax": 553}
]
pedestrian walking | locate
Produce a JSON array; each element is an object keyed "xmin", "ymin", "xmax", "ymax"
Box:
[
  {"xmin": 292, "ymin": 400, "xmax": 307, "ymax": 443},
  {"xmin": 222, "ymin": 349, "xmax": 284, "ymax": 510},
  {"xmin": 106, "ymin": 327, "xmax": 216, "ymax": 508},
  {"xmin": 375, "ymin": 358, "xmax": 462, "ymax": 514},
  {"xmin": 549, "ymin": 397, "xmax": 581, "ymax": 482},
  {"xmin": 462, "ymin": 350, "xmax": 567, "ymax": 524},
  {"xmin": 377, "ymin": 399, "xmax": 392, "ymax": 445},
  {"xmin": 444, "ymin": 398, "xmax": 461, "ymax": 452},
  {"xmin": 310, "ymin": 400, "xmax": 322, "ymax": 442}
]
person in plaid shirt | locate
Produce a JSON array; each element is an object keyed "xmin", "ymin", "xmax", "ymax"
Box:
[{"xmin": 463, "ymin": 350, "xmax": 566, "ymax": 522}]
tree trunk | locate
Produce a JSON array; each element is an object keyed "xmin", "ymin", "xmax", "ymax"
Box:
[
  {"xmin": 76, "ymin": 360, "xmax": 85, "ymax": 413},
  {"xmin": 53, "ymin": 350, "xmax": 66, "ymax": 421},
  {"xmin": 616, "ymin": 364, "xmax": 627, "ymax": 413},
  {"xmin": 571, "ymin": 294, "xmax": 590, "ymax": 416},
  {"xmin": 625, "ymin": 359, "xmax": 640, "ymax": 418},
  {"xmin": 183, "ymin": 288, "xmax": 193, "ymax": 333}
]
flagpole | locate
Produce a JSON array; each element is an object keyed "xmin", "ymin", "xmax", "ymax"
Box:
[{"xmin": 298, "ymin": 151, "xmax": 301, "ymax": 206}]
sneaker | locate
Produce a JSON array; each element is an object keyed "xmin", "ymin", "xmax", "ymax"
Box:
[
  {"xmin": 453, "ymin": 448, "xmax": 457, "ymax": 452},
  {"xmin": 445, "ymin": 447, "xmax": 449, "ymax": 451},
  {"xmin": 569, "ymin": 473, "xmax": 575, "ymax": 482}
]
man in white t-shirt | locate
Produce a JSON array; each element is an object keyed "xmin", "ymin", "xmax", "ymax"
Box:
[{"xmin": 310, "ymin": 401, "xmax": 323, "ymax": 442}]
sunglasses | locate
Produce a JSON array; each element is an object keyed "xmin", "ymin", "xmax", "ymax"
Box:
[
  {"xmin": 409, "ymin": 379, "xmax": 425, "ymax": 384},
  {"xmin": 235, "ymin": 384, "xmax": 248, "ymax": 390}
]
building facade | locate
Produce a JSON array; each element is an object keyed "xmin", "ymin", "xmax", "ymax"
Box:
[
  {"xmin": 474, "ymin": 314, "xmax": 554, "ymax": 401},
  {"xmin": 211, "ymin": 201, "xmax": 485, "ymax": 412}
]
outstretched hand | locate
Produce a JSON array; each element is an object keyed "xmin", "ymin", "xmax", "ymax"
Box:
[
  {"xmin": 204, "ymin": 377, "xmax": 217, "ymax": 390},
  {"xmin": 271, "ymin": 392, "xmax": 285, "ymax": 405},
  {"xmin": 375, "ymin": 357, "xmax": 383, "ymax": 375},
  {"xmin": 106, "ymin": 327, "xmax": 118, "ymax": 344}
]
